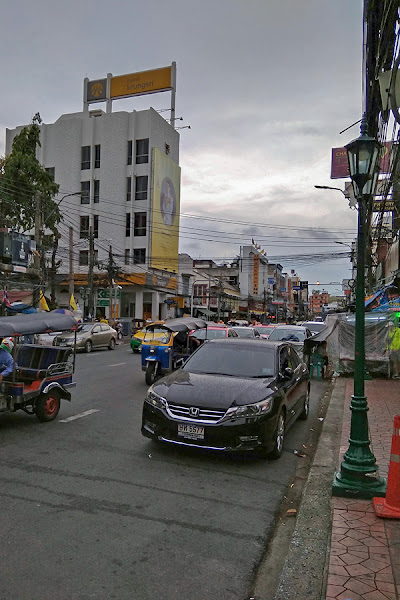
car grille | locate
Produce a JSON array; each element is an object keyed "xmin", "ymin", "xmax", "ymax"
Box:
[{"xmin": 167, "ymin": 403, "xmax": 226, "ymax": 424}]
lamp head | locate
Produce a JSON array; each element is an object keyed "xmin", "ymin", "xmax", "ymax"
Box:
[{"xmin": 345, "ymin": 114, "xmax": 381, "ymax": 197}]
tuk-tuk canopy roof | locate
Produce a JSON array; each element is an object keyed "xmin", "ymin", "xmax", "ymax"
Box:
[
  {"xmin": 149, "ymin": 317, "xmax": 207, "ymax": 333},
  {"xmin": 0, "ymin": 311, "xmax": 77, "ymax": 337}
]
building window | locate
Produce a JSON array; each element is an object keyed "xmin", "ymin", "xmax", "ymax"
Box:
[
  {"xmin": 81, "ymin": 181, "xmax": 90, "ymax": 204},
  {"xmin": 135, "ymin": 176, "xmax": 148, "ymax": 200},
  {"xmin": 126, "ymin": 177, "xmax": 132, "ymax": 202},
  {"xmin": 80, "ymin": 216, "xmax": 89, "ymax": 239},
  {"xmin": 134, "ymin": 212, "xmax": 147, "ymax": 236},
  {"xmin": 45, "ymin": 167, "xmax": 55, "ymax": 181},
  {"xmin": 182, "ymin": 275, "xmax": 190, "ymax": 296},
  {"xmin": 194, "ymin": 284, "xmax": 207, "ymax": 304},
  {"xmin": 94, "ymin": 144, "xmax": 101, "ymax": 168},
  {"xmin": 125, "ymin": 249, "xmax": 130, "ymax": 265},
  {"xmin": 81, "ymin": 146, "xmax": 91, "ymax": 170},
  {"xmin": 126, "ymin": 213, "xmax": 131, "ymax": 237},
  {"xmin": 133, "ymin": 248, "xmax": 146, "ymax": 264},
  {"xmin": 93, "ymin": 214, "xmax": 99, "ymax": 238},
  {"xmin": 127, "ymin": 140, "xmax": 132, "ymax": 165},
  {"xmin": 94, "ymin": 179, "xmax": 100, "ymax": 203},
  {"xmin": 79, "ymin": 249, "xmax": 98, "ymax": 266},
  {"xmin": 79, "ymin": 250, "xmax": 89, "ymax": 266},
  {"xmin": 136, "ymin": 139, "xmax": 149, "ymax": 164}
]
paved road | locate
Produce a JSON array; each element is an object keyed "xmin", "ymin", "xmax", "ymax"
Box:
[{"xmin": 0, "ymin": 342, "xmax": 329, "ymax": 600}]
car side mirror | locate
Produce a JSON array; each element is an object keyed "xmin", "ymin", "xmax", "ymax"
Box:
[{"xmin": 282, "ymin": 367, "xmax": 294, "ymax": 379}]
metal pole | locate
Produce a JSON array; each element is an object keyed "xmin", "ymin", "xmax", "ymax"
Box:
[
  {"xmin": 87, "ymin": 226, "xmax": 94, "ymax": 320},
  {"xmin": 332, "ymin": 195, "xmax": 386, "ymax": 498},
  {"xmin": 69, "ymin": 226, "xmax": 74, "ymax": 306},
  {"xmin": 109, "ymin": 245, "xmax": 113, "ymax": 325}
]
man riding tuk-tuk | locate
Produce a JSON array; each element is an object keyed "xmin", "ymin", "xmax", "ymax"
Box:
[
  {"xmin": 0, "ymin": 312, "xmax": 77, "ymax": 422},
  {"xmin": 141, "ymin": 317, "xmax": 207, "ymax": 385}
]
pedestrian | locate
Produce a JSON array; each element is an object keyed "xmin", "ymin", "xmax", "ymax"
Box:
[
  {"xmin": 0, "ymin": 338, "xmax": 14, "ymax": 383},
  {"xmin": 388, "ymin": 320, "xmax": 400, "ymax": 378}
]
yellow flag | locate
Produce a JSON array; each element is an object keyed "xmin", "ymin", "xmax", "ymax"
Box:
[
  {"xmin": 39, "ymin": 291, "xmax": 49, "ymax": 311},
  {"xmin": 70, "ymin": 294, "xmax": 78, "ymax": 311}
]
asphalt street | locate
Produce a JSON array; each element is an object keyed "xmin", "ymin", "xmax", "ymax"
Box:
[{"xmin": 0, "ymin": 341, "xmax": 330, "ymax": 600}]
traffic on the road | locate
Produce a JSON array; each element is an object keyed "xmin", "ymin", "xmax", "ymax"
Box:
[{"xmin": 0, "ymin": 316, "xmax": 330, "ymax": 600}]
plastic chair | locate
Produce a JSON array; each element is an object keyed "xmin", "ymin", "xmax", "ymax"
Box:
[{"xmin": 309, "ymin": 353, "xmax": 325, "ymax": 379}]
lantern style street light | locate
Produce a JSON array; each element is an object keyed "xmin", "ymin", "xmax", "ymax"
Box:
[{"xmin": 332, "ymin": 115, "xmax": 386, "ymax": 498}]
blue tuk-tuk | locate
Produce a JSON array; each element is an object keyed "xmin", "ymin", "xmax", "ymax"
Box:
[
  {"xmin": 141, "ymin": 317, "xmax": 207, "ymax": 385},
  {"xmin": 0, "ymin": 312, "xmax": 77, "ymax": 422}
]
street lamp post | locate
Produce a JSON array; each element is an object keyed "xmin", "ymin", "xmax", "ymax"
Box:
[{"xmin": 332, "ymin": 115, "xmax": 386, "ymax": 498}]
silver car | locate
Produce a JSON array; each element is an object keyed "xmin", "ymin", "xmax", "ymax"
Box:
[
  {"xmin": 267, "ymin": 325, "xmax": 313, "ymax": 363},
  {"xmin": 54, "ymin": 322, "xmax": 117, "ymax": 353}
]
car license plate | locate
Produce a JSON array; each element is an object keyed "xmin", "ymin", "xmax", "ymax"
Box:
[{"xmin": 177, "ymin": 424, "xmax": 204, "ymax": 440}]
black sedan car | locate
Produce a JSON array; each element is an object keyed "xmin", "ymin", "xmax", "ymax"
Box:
[{"xmin": 141, "ymin": 339, "xmax": 310, "ymax": 459}]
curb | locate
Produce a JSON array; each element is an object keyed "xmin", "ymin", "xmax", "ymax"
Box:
[{"xmin": 272, "ymin": 376, "xmax": 346, "ymax": 600}]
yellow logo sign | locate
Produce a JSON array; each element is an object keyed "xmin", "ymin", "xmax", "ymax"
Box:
[{"xmin": 91, "ymin": 82, "xmax": 104, "ymax": 98}]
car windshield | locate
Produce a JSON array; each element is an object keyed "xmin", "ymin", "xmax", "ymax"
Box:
[
  {"xmin": 268, "ymin": 328, "xmax": 306, "ymax": 342},
  {"xmin": 235, "ymin": 328, "xmax": 255, "ymax": 338},
  {"xmin": 194, "ymin": 329, "xmax": 226, "ymax": 340},
  {"xmin": 183, "ymin": 344, "xmax": 275, "ymax": 377},
  {"xmin": 77, "ymin": 324, "xmax": 93, "ymax": 332}
]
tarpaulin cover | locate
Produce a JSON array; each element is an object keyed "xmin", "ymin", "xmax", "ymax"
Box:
[
  {"xmin": 0, "ymin": 311, "xmax": 77, "ymax": 337},
  {"xmin": 365, "ymin": 286, "xmax": 400, "ymax": 312},
  {"xmin": 310, "ymin": 312, "xmax": 393, "ymax": 376}
]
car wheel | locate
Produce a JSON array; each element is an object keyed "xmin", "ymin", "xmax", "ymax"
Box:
[
  {"xmin": 145, "ymin": 362, "xmax": 158, "ymax": 386},
  {"xmin": 299, "ymin": 387, "xmax": 310, "ymax": 420},
  {"xmin": 85, "ymin": 340, "xmax": 92, "ymax": 353},
  {"xmin": 108, "ymin": 338, "xmax": 116, "ymax": 350},
  {"xmin": 268, "ymin": 410, "xmax": 285, "ymax": 459},
  {"xmin": 35, "ymin": 391, "xmax": 61, "ymax": 422}
]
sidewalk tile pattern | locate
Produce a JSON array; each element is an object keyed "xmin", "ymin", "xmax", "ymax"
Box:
[{"xmin": 325, "ymin": 379, "xmax": 400, "ymax": 600}]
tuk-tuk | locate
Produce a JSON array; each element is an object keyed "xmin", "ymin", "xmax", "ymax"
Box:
[
  {"xmin": 141, "ymin": 317, "xmax": 207, "ymax": 385},
  {"xmin": 130, "ymin": 320, "xmax": 165, "ymax": 353},
  {"xmin": 0, "ymin": 312, "xmax": 77, "ymax": 422}
]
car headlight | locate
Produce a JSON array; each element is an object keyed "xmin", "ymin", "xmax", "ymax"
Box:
[
  {"xmin": 225, "ymin": 398, "xmax": 273, "ymax": 419},
  {"xmin": 76, "ymin": 337, "xmax": 84, "ymax": 342},
  {"xmin": 145, "ymin": 388, "xmax": 167, "ymax": 410}
]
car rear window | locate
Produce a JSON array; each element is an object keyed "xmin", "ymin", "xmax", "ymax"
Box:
[
  {"xmin": 268, "ymin": 328, "xmax": 306, "ymax": 342},
  {"xmin": 183, "ymin": 343, "xmax": 275, "ymax": 377}
]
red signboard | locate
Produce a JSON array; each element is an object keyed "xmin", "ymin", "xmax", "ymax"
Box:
[{"xmin": 331, "ymin": 142, "xmax": 392, "ymax": 179}]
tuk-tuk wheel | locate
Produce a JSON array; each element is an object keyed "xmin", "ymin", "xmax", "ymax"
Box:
[
  {"xmin": 145, "ymin": 362, "xmax": 158, "ymax": 386},
  {"xmin": 35, "ymin": 391, "xmax": 61, "ymax": 422}
]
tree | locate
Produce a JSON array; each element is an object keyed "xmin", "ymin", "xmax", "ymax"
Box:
[
  {"xmin": 1, "ymin": 113, "xmax": 60, "ymax": 232},
  {"xmin": 1, "ymin": 113, "xmax": 61, "ymax": 305}
]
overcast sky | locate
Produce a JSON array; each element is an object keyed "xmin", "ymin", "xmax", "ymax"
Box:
[{"xmin": 0, "ymin": 0, "xmax": 364, "ymax": 294}]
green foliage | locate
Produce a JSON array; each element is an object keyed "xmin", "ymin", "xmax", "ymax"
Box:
[{"xmin": 0, "ymin": 113, "xmax": 60, "ymax": 234}]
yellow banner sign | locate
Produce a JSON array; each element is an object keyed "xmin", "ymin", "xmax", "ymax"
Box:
[
  {"xmin": 110, "ymin": 66, "xmax": 172, "ymax": 99},
  {"xmin": 151, "ymin": 148, "xmax": 180, "ymax": 272}
]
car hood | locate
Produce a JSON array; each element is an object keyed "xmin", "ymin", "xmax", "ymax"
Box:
[{"xmin": 152, "ymin": 370, "xmax": 276, "ymax": 409}]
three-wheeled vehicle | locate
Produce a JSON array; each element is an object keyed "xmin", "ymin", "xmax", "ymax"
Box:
[
  {"xmin": 0, "ymin": 312, "xmax": 77, "ymax": 422},
  {"xmin": 141, "ymin": 317, "xmax": 207, "ymax": 385}
]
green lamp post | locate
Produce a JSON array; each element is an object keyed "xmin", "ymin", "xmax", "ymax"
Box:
[{"xmin": 332, "ymin": 115, "xmax": 387, "ymax": 498}]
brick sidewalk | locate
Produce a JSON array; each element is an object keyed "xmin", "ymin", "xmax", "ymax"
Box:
[{"xmin": 326, "ymin": 379, "xmax": 400, "ymax": 600}]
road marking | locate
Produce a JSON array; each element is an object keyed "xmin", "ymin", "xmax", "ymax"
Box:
[
  {"xmin": 59, "ymin": 409, "xmax": 99, "ymax": 423},
  {"xmin": 109, "ymin": 362, "xmax": 126, "ymax": 367}
]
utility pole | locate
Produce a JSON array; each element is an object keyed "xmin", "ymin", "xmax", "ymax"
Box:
[
  {"xmin": 34, "ymin": 192, "xmax": 41, "ymax": 270},
  {"xmin": 87, "ymin": 226, "xmax": 95, "ymax": 320},
  {"xmin": 109, "ymin": 245, "xmax": 113, "ymax": 325},
  {"xmin": 68, "ymin": 226, "xmax": 74, "ymax": 306}
]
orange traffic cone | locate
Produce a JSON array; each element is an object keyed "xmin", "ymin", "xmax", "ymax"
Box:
[{"xmin": 373, "ymin": 415, "xmax": 400, "ymax": 518}]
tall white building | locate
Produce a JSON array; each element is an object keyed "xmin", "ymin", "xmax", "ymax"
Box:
[{"xmin": 6, "ymin": 107, "xmax": 180, "ymax": 321}]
